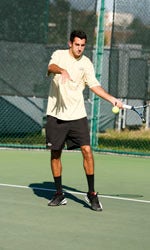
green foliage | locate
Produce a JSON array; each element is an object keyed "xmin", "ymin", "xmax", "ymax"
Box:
[
  {"xmin": 98, "ymin": 129, "xmax": 150, "ymax": 153},
  {"xmin": 0, "ymin": 129, "xmax": 150, "ymax": 156},
  {"xmin": 48, "ymin": 0, "xmax": 96, "ymax": 46},
  {"xmin": 127, "ymin": 18, "xmax": 150, "ymax": 49},
  {"xmin": 0, "ymin": 0, "xmax": 48, "ymax": 43}
]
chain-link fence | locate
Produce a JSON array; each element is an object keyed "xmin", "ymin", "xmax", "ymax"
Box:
[
  {"xmin": 104, "ymin": 0, "xmax": 150, "ymax": 155},
  {"xmin": 0, "ymin": 0, "xmax": 97, "ymax": 148},
  {"xmin": 0, "ymin": 0, "xmax": 150, "ymax": 156}
]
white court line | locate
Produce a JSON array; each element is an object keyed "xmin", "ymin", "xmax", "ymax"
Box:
[{"xmin": 0, "ymin": 183, "xmax": 150, "ymax": 204}]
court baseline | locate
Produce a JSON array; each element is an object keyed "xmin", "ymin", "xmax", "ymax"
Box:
[{"xmin": 0, "ymin": 183, "xmax": 150, "ymax": 204}]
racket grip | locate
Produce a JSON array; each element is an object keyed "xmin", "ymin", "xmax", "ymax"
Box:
[{"xmin": 123, "ymin": 104, "xmax": 132, "ymax": 110}]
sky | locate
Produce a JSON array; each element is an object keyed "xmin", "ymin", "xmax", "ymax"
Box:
[
  {"xmin": 68, "ymin": 0, "xmax": 114, "ymax": 12},
  {"xmin": 105, "ymin": 0, "xmax": 113, "ymax": 11},
  {"xmin": 97, "ymin": 0, "xmax": 113, "ymax": 12}
]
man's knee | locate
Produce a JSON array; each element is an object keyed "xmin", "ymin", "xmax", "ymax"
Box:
[{"xmin": 81, "ymin": 145, "xmax": 93, "ymax": 157}]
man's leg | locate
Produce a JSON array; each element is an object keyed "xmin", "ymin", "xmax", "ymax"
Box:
[
  {"xmin": 81, "ymin": 145, "xmax": 103, "ymax": 211},
  {"xmin": 81, "ymin": 145, "xmax": 95, "ymax": 192},
  {"xmin": 48, "ymin": 149, "xmax": 67, "ymax": 206},
  {"xmin": 51, "ymin": 149, "xmax": 63, "ymax": 193}
]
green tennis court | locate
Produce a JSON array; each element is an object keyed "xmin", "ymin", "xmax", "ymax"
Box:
[{"xmin": 0, "ymin": 149, "xmax": 150, "ymax": 250}]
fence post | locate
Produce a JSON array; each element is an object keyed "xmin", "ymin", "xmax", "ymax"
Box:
[{"xmin": 90, "ymin": 0, "xmax": 105, "ymax": 149}]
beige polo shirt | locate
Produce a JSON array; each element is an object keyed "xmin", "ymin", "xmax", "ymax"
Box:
[{"xmin": 46, "ymin": 49, "xmax": 100, "ymax": 120}]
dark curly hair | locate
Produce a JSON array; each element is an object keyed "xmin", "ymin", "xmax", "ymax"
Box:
[{"xmin": 70, "ymin": 30, "xmax": 87, "ymax": 43}]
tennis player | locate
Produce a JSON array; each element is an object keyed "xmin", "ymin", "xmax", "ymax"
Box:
[{"xmin": 46, "ymin": 30, "xmax": 123, "ymax": 211}]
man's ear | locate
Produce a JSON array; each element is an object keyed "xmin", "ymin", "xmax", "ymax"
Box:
[{"xmin": 68, "ymin": 41, "xmax": 72, "ymax": 47}]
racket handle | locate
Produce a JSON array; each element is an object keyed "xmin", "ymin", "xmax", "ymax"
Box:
[{"xmin": 123, "ymin": 104, "xmax": 132, "ymax": 110}]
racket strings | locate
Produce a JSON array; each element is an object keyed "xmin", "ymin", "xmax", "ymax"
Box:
[{"xmin": 132, "ymin": 107, "xmax": 146, "ymax": 123}]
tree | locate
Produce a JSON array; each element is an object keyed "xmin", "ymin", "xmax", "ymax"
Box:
[
  {"xmin": 48, "ymin": 0, "xmax": 96, "ymax": 47},
  {"xmin": 127, "ymin": 18, "xmax": 150, "ymax": 49}
]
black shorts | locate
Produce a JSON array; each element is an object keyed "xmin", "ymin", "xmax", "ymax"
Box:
[{"xmin": 45, "ymin": 116, "xmax": 90, "ymax": 150}]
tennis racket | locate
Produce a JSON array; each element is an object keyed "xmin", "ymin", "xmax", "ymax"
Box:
[{"xmin": 123, "ymin": 104, "xmax": 149, "ymax": 123}]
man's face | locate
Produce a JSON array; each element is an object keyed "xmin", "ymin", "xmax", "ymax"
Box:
[{"xmin": 69, "ymin": 37, "xmax": 86, "ymax": 58}]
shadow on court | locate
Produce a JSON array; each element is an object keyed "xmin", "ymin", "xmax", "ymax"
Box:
[{"xmin": 29, "ymin": 181, "xmax": 90, "ymax": 209}]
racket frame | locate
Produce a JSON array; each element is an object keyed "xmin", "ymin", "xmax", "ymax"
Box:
[{"xmin": 122, "ymin": 104, "xmax": 149, "ymax": 123}]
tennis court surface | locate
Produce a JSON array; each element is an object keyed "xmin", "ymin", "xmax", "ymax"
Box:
[{"xmin": 0, "ymin": 149, "xmax": 150, "ymax": 250}]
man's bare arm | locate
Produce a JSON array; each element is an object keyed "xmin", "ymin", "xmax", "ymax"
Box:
[
  {"xmin": 47, "ymin": 64, "xmax": 72, "ymax": 82},
  {"xmin": 47, "ymin": 63, "xmax": 64, "ymax": 75},
  {"xmin": 91, "ymin": 85, "xmax": 123, "ymax": 108}
]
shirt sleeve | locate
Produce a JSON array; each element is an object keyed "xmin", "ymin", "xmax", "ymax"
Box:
[
  {"xmin": 48, "ymin": 50, "xmax": 60, "ymax": 66},
  {"xmin": 84, "ymin": 58, "xmax": 101, "ymax": 88}
]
